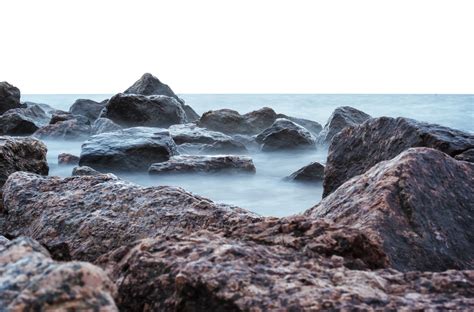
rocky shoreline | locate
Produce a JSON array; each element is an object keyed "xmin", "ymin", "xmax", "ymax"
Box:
[{"xmin": 0, "ymin": 74, "xmax": 473, "ymax": 310}]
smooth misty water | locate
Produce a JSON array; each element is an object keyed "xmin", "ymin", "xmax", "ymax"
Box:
[{"xmin": 23, "ymin": 94, "xmax": 474, "ymax": 217}]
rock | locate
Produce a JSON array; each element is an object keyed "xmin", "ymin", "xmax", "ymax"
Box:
[
  {"xmin": 33, "ymin": 118, "xmax": 92, "ymax": 141},
  {"xmin": 277, "ymin": 114, "xmax": 323, "ymax": 135},
  {"xmin": 24, "ymin": 101, "xmax": 57, "ymax": 117},
  {"xmin": 69, "ymin": 98, "xmax": 106, "ymax": 122},
  {"xmin": 323, "ymin": 117, "xmax": 474, "ymax": 196},
  {"xmin": 169, "ymin": 123, "xmax": 234, "ymax": 145},
  {"xmin": 98, "ymin": 231, "xmax": 474, "ymax": 311},
  {"xmin": 0, "ymin": 236, "xmax": 117, "ymax": 311},
  {"xmin": 0, "ymin": 81, "xmax": 22, "ymax": 114},
  {"xmin": 79, "ymin": 127, "xmax": 178, "ymax": 172},
  {"xmin": 455, "ymin": 148, "xmax": 474, "ymax": 162},
  {"xmin": 198, "ymin": 108, "xmax": 273, "ymax": 135},
  {"xmin": 199, "ymin": 140, "xmax": 248, "ymax": 154},
  {"xmin": 149, "ymin": 155, "xmax": 256, "ymax": 175},
  {"xmin": 308, "ymin": 148, "xmax": 474, "ymax": 271},
  {"xmin": 49, "ymin": 111, "xmax": 77, "ymax": 124},
  {"xmin": 182, "ymin": 104, "xmax": 200, "ymax": 122},
  {"xmin": 58, "ymin": 153, "xmax": 79, "ymax": 165},
  {"xmin": 101, "ymin": 93, "xmax": 187, "ymax": 127},
  {"xmin": 317, "ymin": 106, "xmax": 371, "ymax": 145},
  {"xmin": 255, "ymin": 118, "xmax": 316, "ymax": 151},
  {"xmin": 72, "ymin": 165, "xmax": 101, "ymax": 176},
  {"xmin": 124, "ymin": 73, "xmax": 184, "ymax": 104},
  {"xmin": 0, "ymin": 136, "xmax": 48, "ymax": 187},
  {"xmin": 0, "ymin": 105, "xmax": 51, "ymax": 135},
  {"xmin": 1, "ymin": 172, "xmax": 261, "ymax": 262},
  {"xmin": 286, "ymin": 162, "xmax": 324, "ymax": 182},
  {"xmin": 91, "ymin": 117, "xmax": 122, "ymax": 135}
]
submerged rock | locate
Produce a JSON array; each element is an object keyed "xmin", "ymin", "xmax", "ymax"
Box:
[
  {"xmin": 91, "ymin": 117, "xmax": 122, "ymax": 135},
  {"xmin": 69, "ymin": 98, "xmax": 106, "ymax": 122},
  {"xmin": 323, "ymin": 117, "xmax": 474, "ymax": 196},
  {"xmin": 79, "ymin": 127, "xmax": 178, "ymax": 171},
  {"xmin": 72, "ymin": 165, "xmax": 101, "ymax": 176},
  {"xmin": 58, "ymin": 153, "xmax": 79, "ymax": 165},
  {"xmin": 256, "ymin": 118, "xmax": 316, "ymax": 151},
  {"xmin": 199, "ymin": 140, "xmax": 248, "ymax": 154},
  {"xmin": 0, "ymin": 105, "xmax": 50, "ymax": 135},
  {"xmin": 149, "ymin": 155, "xmax": 256, "ymax": 175},
  {"xmin": 286, "ymin": 161, "xmax": 324, "ymax": 182},
  {"xmin": 0, "ymin": 81, "xmax": 22, "ymax": 114},
  {"xmin": 33, "ymin": 118, "xmax": 91, "ymax": 141}
]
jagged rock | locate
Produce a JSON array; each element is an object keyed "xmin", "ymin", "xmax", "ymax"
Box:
[
  {"xmin": 0, "ymin": 105, "xmax": 50, "ymax": 135},
  {"xmin": 101, "ymin": 93, "xmax": 187, "ymax": 127},
  {"xmin": 79, "ymin": 127, "xmax": 178, "ymax": 171},
  {"xmin": 323, "ymin": 117, "xmax": 474, "ymax": 196},
  {"xmin": 72, "ymin": 166, "xmax": 101, "ymax": 176},
  {"xmin": 255, "ymin": 118, "xmax": 316, "ymax": 151},
  {"xmin": 277, "ymin": 114, "xmax": 323, "ymax": 135},
  {"xmin": 0, "ymin": 236, "xmax": 117, "ymax": 311},
  {"xmin": 124, "ymin": 73, "xmax": 184, "ymax": 104},
  {"xmin": 91, "ymin": 117, "xmax": 122, "ymax": 135},
  {"xmin": 69, "ymin": 98, "xmax": 106, "ymax": 122},
  {"xmin": 308, "ymin": 148, "xmax": 474, "ymax": 271},
  {"xmin": 455, "ymin": 148, "xmax": 474, "ymax": 162},
  {"xmin": 33, "ymin": 118, "xmax": 91, "ymax": 141},
  {"xmin": 149, "ymin": 155, "xmax": 256, "ymax": 175},
  {"xmin": 0, "ymin": 81, "xmax": 22, "ymax": 114},
  {"xmin": 317, "ymin": 106, "xmax": 371, "ymax": 145},
  {"xmin": 1, "ymin": 172, "xmax": 261, "ymax": 262},
  {"xmin": 58, "ymin": 153, "xmax": 79, "ymax": 165},
  {"xmin": 0, "ymin": 136, "xmax": 48, "ymax": 187},
  {"xmin": 286, "ymin": 162, "xmax": 324, "ymax": 182}
]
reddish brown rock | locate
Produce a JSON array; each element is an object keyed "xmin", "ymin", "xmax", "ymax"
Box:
[{"xmin": 58, "ymin": 152, "xmax": 80, "ymax": 165}]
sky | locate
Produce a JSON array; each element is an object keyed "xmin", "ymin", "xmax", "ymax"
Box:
[{"xmin": 1, "ymin": 0, "xmax": 473, "ymax": 94}]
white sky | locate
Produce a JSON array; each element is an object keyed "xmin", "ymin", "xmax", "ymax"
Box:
[{"xmin": 1, "ymin": 0, "xmax": 473, "ymax": 94}]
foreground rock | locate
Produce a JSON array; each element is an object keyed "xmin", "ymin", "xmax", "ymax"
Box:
[
  {"xmin": 72, "ymin": 165, "xmax": 101, "ymax": 176},
  {"xmin": 308, "ymin": 148, "xmax": 474, "ymax": 271},
  {"xmin": 317, "ymin": 106, "xmax": 371, "ymax": 145},
  {"xmin": 79, "ymin": 127, "xmax": 178, "ymax": 171},
  {"xmin": 323, "ymin": 117, "xmax": 474, "ymax": 196},
  {"xmin": 0, "ymin": 136, "xmax": 48, "ymax": 187},
  {"xmin": 0, "ymin": 236, "xmax": 117, "ymax": 311},
  {"xmin": 91, "ymin": 117, "xmax": 122, "ymax": 135},
  {"xmin": 69, "ymin": 98, "xmax": 106, "ymax": 122},
  {"xmin": 149, "ymin": 155, "xmax": 256, "ymax": 175},
  {"xmin": 0, "ymin": 105, "xmax": 50, "ymax": 135},
  {"xmin": 285, "ymin": 161, "xmax": 324, "ymax": 182},
  {"xmin": 58, "ymin": 153, "xmax": 79, "ymax": 165},
  {"xmin": 0, "ymin": 81, "xmax": 22, "ymax": 114},
  {"xmin": 256, "ymin": 118, "xmax": 316, "ymax": 151}
]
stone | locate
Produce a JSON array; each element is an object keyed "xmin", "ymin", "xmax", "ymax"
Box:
[
  {"xmin": 323, "ymin": 117, "xmax": 474, "ymax": 196},
  {"xmin": 0, "ymin": 81, "xmax": 22, "ymax": 114},
  {"xmin": 72, "ymin": 165, "xmax": 101, "ymax": 176},
  {"xmin": 317, "ymin": 106, "xmax": 371, "ymax": 145},
  {"xmin": 24, "ymin": 102, "xmax": 57, "ymax": 117},
  {"xmin": 255, "ymin": 118, "xmax": 316, "ymax": 151},
  {"xmin": 58, "ymin": 153, "xmax": 80, "ymax": 165},
  {"xmin": 277, "ymin": 114, "xmax": 323, "ymax": 135},
  {"xmin": 33, "ymin": 118, "xmax": 92, "ymax": 141},
  {"xmin": 308, "ymin": 148, "xmax": 474, "ymax": 271},
  {"xmin": 0, "ymin": 105, "xmax": 51, "ymax": 135},
  {"xmin": 0, "ymin": 236, "xmax": 117, "ymax": 311},
  {"xmin": 79, "ymin": 127, "xmax": 178, "ymax": 171},
  {"xmin": 169, "ymin": 123, "xmax": 235, "ymax": 145},
  {"xmin": 286, "ymin": 161, "xmax": 324, "ymax": 182},
  {"xmin": 455, "ymin": 148, "xmax": 474, "ymax": 162},
  {"xmin": 69, "ymin": 98, "xmax": 106, "ymax": 122},
  {"xmin": 198, "ymin": 140, "xmax": 248, "ymax": 155},
  {"xmin": 91, "ymin": 117, "xmax": 122, "ymax": 135},
  {"xmin": 148, "ymin": 155, "xmax": 256, "ymax": 175}
]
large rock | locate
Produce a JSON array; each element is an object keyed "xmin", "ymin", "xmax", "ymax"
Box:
[
  {"xmin": 69, "ymin": 98, "xmax": 106, "ymax": 122},
  {"xmin": 0, "ymin": 81, "xmax": 22, "ymax": 114},
  {"xmin": 101, "ymin": 93, "xmax": 187, "ymax": 127},
  {"xmin": 317, "ymin": 106, "xmax": 371, "ymax": 145},
  {"xmin": 1, "ymin": 172, "xmax": 261, "ymax": 262},
  {"xmin": 308, "ymin": 148, "xmax": 474, "ymax": 271},
  {"xmin": 255, "ymin": 118, "xmax": 316, "ymax": 151},
  {"xmin": 79, "ymin": 127, "xmax": 178, "ymax": 171},
  {"xmin": 33, "ymin": 118, "xmax": 92, "ymax": 141},
  {"xmin": 285, "ymin": 161, "xmax": 325, "ymax": 182},
  {"xmin": 277, "ymin": 114, "xmax": 323, "ymax": 135},
  {"xmin": 323, "ymin": 117, "xmax": 474, "ymax": 196},
  {"xmin": 91, "ymin": 117, "xmax": 122, "ymax": 135},
  {"xmin": 149, "ymin": 155, "xmax": 256, "ymax": 175},
  {"xmin": 0, "ymin": 236, "xmax": 117, "ymax": 311},
  {"xmin": 0, "ymin": 136, "xmax": 48, "ymax": 187},
  {"xmin": 0, "ymin": 105, "xmax": 50, "ymax": 135}
]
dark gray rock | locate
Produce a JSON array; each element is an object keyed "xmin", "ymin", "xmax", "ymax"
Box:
[
  {"xmin": 0, "ymin": 105, "xmax": 50, "ymax": 135},
  {"xmin": 124, "ymin": 73, "xmax": 184, "ymax": 104},
  {"xmin": 286, "ymin": 162, "xmax": 324, "ymax": 182},
  {"xmin": 69, "ymin": 98, "xmax": 106, "ymax": 122},
  {"xmin": 33, "ymin": 118, "xmax": 91, "ymax": 141},
  {"xmin": 199, "ymin": 140, "xmax": 248, "ymax": 154},
  {"xmin": 0, "ymin": 81, "xmax": 22, "ymax": 114},
  {"xmin": 24, "ymin": 102, "xmax": 57, "ymax": 117},
  {"xmin": 256, "ymin": 118, "xmax": 316, "ymax": 151},
  {"xmin": 72, "ymin": 166, "xmax": 101, "ymax": 176},
  {"xmin": 455, "ymin": 148, "xmax": 474, "ymax": 162},
  {"xmin": 277, "ymin": 114, "xmax": 323, "ymax": 135},
  {"xmin": 91, "ymin": 117, "xmax": 122, "ymax": 135},
  {"xmin": 58, "ymin": 153, "xmax": 79, "ymax": 165}
]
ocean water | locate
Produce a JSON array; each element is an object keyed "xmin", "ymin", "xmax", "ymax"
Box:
[{"xmin": 22, "ymin": 94, "xmax": 474, "ymax": 216}]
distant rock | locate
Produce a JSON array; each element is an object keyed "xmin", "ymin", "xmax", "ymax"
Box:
[
  {"xmin": 455, "ymin": 148, "xmax": 474, "ymax": 162},
  {"xmin": 317, "ymin": 106, "xmax": 371, "ymax": 145},
  {"xmin": 58, "ymin": 153, "xmax": 79, "ymax": 165},
  {"xmin": 182, "ymin": 104, "xmax": 200, "ymax": 122},
  {"xmin": 323, "ymin": 117, "xmax": 474, "ymax": 197},
  {"xmin": 69, "ymin": 98, "xmax": 106, "ymax": 122},
  {"xmin": 91, "ymin": 117, "xmax": 122, "ymax": 135},
  {"xmin": 33, "ymin": 118, "xmax": 91, "ymax": 141},
  {"xmin": 72, "ymin": 165, "xmax": 101, "ymax": 176},
  {"xmin": 199, "ymin": 140, "xmax": 248, "ymax": 154},
  {"xmin": 286, "ymin": 162, "xmax": 324, "ymax": 182},
  {"xmin": 0, "ymin": 81, "xmax": 22, "ymax": 114},
  {"xmin": 24, "ymin": 102, "xmax": 57, "ymax": 117},
  {"xmin": 149, "ymin": 155, "xmax": 256, "ymax": 175},
  {"xmin": 255, "ymin": 118, "xmax": 316, "ymax": 151},
  {"xmin": 0, "ymin": 105, "xmax": 50, "ymax": 135},
  {"xmin": 277, "ymin": 114, "xmax": 323, "ymax": 135},
  {"xmin": 79, "ymin": 127, "xmax": 178, "ymax": 171}
]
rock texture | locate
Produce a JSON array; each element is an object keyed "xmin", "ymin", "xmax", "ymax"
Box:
[
  {"xmin": 72, "ymin": 166, "xmax": 101, "ymax": 176},
  {"xmin": 149, "ymin": 155, "xmax": 256, "ymax": 175},
  {"xmin": 79, "ymin": 127, "xmax": 178, "ymax": 171},
  {"xmin": 317, "ymin": 106, "xmax": 371, "ymax": 145},
  {"xmin": 0, "ymin": 81, "xmax": 22, "ymax": 114},
  {"xmin": 0, "ymin": 236, "xmax": 117, "ymax": 311},
  {"xmin": 277, "ymin": 114, "xmax": 323, "ymax": 135},
  {"xmin": 69, "ymin": 98, "xmax": 106, "ymax": 122},
  {"xmin": 286, "ymin": 161, "xmax": 325, "ymax": 182},
  {"xmin": 323, "ymin": 117, "xmax": 474, "ymax": 196},
  {"xmin": 256, "ymin": 118, "xmax": 316, "ymax": 151},
  {"xmin": 455, "ymin": 148, "xmax": 474, "ymax": 162},
  {"xmin": 308, "ymin": 148, "xmax": 474, "ymax": 271},
  {"xmin": 91, "ymin": 117, "xmax": 122, "ymax": 135},
  {"xmin": 58, "ymin": 153, "xmax": 79, "ymax": 165}
]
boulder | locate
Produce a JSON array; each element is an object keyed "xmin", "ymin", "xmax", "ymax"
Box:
[
  {"xmin": 1, "ymin": 172, "xmax": 261, "ymax": 262},
  {"xmin": 308, "ymin": 148, "xmax": 474, "ymax": 271},
  {"xmin": 33, "ymin": 118, "xmax": 91, "ymax": 141},
  {"xmin": 49, "ymin": 111, "xmax": 80, "ymax": 124},
  {"xmin": 285, "ymin": 161, "xmax": 324, "ymax": 182},
  {"xmin": 169, "ymin": 123, "xmax": 235, "ymax": 145},
  {"xmin": 69, "ymin": 98, "xmax": 106, "ymax": 122},
  {"xmin": 0, "ymin": 136, "xmax": 48, "ymax": 187},
  {"xmin": 72, "ymin": 165, "xmax": 101, "ymax": 176},
  {"xmin": 199, "ymin": 140, "xmax": 248, "ymax": 154},
  {"xmin": 317, "ymin": 106, "xmax": 371, "ymax": 145},
  {"xmin": 255, "ymin": 118, "xmax": 316, "ymax": 151},
  {"xmin": 91, "ymin": 117, "xmax": 122, "ymax": 135},
  {"xmin": 182, "ymin": 104, "xmax": 200, "ymax": 122},
  {"xmin": 323, "ymin": 117, "xmax": 474, "ymax": 196},
  {"xmin": 455, "ymin": 148, "xmax": 474, "ymax": 162},
  {"xmin": 58, "ymin": 153, "xmax": 79, "ymax": 165},
  {"xmin": 0, "ymin": 236, "xmax": 117, "ymax": 311},
  {"xmin": 148, "ymin": 155, "xmax": 256, "ymax": 175},
  {"xmin": 24, "ymin": 101, "xmax": 57, "ymax": 117},
  {"xmin": 79, "ymin": 127, "xmax": 178, "ymax": 171},
  {"xmin": 0, "ymin": 81, "xmax": 22, "ymax": 114},
  {"xmin": 101, "ymin": 93, "xmax": 187, "ymax": 128},
  {"xmin": 277, "ymin": 114, "xmax": 323, "ymax": 135},
  {"xmin": 0, "ymin": 105, "xmax": 51, "ymax": 135}
]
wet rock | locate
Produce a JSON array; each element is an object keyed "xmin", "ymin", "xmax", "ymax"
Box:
[
  {"xmin": 256, "ymin": 118, "xmax": 316, "ymax": 151},
  {"xmin": 0, "ymin": 81, "xmax": 22, "ymax": 114},
  {"xmin": 0, "ymin": 136, "xmax": 48, "ymax": 187},
  {"xmin": 72, "ymin": 165, "xmax": 101, "ymax": 176},
  {"xmin": 149, "ymin": 155, "xmax": 256, "ymax": 175},
  {"xmin": 455, "ymin": 148, "xmax": 474, "ymax": 162},
  {"xmin": 1, "ymin": 172, "xmax": 261, "ymax": 262},
  {"xmin": 323, "ymin": 117, "xmax": 474, "ymax": 196},
  {"xmin": 317, "ymin": 106, "xmax": 371, "ymax": 145},
  {"xmin": 277, "ymin": 114, "xmax": 323, "ymax": 135},
  {"xmin": 33, "ymin": 118, "xmax": 92, "ymax": 141},
  {"xmin": 101, "ymin": 93, "xmax": 187, "ymax": 128},
  {"xmin": 0, "ymin": 236, "xmax": 117, "ymax": 311},
  {"xmin": 286, "ymin": 161, "xmax": 324, "ymax": 182},
  {"xmin": 124, "ymin": 73, "xmax": 184, "ymax": 104},
  {"xmin": 0, "ymin": 108, "xmax": 43, "ymax": 135},
  {"xmin": 308, "ymin": 148, "xmax": 474, "ymax": 271},
  {"xmin": 69, "ymin": 98, "xmax": 106, "ymax": 122},
  {"xmin": 58, "ymin": 153, "xmax": 79, "ymax": 165},
  {"xmin": 91, "ymin": 117, "xmax": 122, "ymax": 135},
  {"xmin": 79, "ymin": 127, "xmax": 178, "ymax": 172}
]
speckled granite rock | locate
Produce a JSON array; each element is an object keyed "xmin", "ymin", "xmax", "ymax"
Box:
[
  {"xmin": 256, "ymin": 118, "xmax": 316, "ymax": 151},
  {"xmin": 0, "ymin": 81, "xmax": 22, "ymax": 114},
  {"xmin": 285, "ymin": 161, "xmax": 325, "ymax": 182},
  {"xmin": 58, "ymin": 153, "xmax": 79, "ymax": 165}
]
